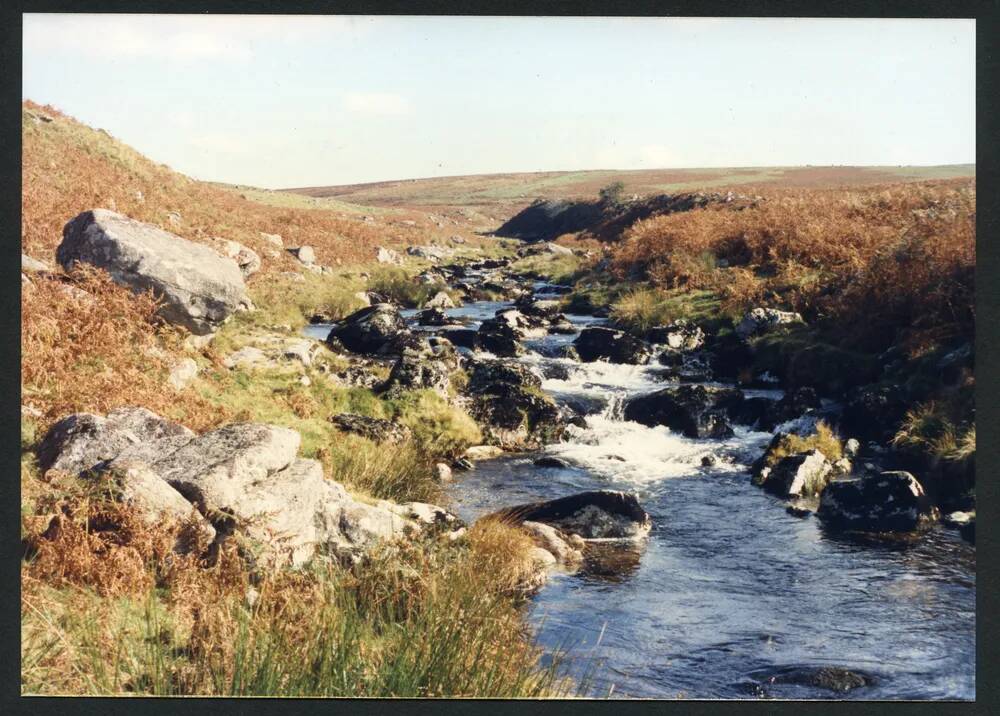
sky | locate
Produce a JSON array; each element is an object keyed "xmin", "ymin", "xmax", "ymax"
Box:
[{"xmin": 23, "ymin": 14, "xmax": 976, "ymax": 189}]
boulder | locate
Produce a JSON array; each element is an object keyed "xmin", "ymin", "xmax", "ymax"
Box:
[
  {"xmin": 623, "ymin": 385, "xmax": 740, "ymax": 439},
  {"xmin": 817, "ymin": 471, "xmax": 939, "ymax": 533},
  {"xmin": 434, "ymin": 462, "xmax": 453, "ymax": 482},
  {"xmin": 477, "ymin": 315, "xmax": 524, "ymax": 357},
  {"xmin": 168, "ymin": 357, "xmax": 199, "ymax": 390},
  {"xmin": 753, "ymin": 450, "xmax": 833, "ymax": 498},
  {"xmin": 216, "ymin": 239, "xmax": 262, "ymax": 277},
  {"xmin": 521, "ymin": 520, "xmax": 583, "ymax": 566},
  {"xmin": 495, "ymin": 490, "xmax": 651, "ymax": 541},
  {"xmin": 440, "ymin": 328, "xmax": 480, "ymax": 350},
  {"xmin": 109, "ymin": 461, "xmax": 216, "ymax": 547},
  {"xmin": 424, "ymin": 291, "xmax": 456, "ymax": 309},
  {"xmin": 747, "ymin": 666, "xmax": 875, "ymax": 693},
  {"xmin": 259, "ymin": 232, "xmax": 283, "ymax": 247},
  {"xmin": 326, "ymin": 304, "xmax": 409, "ymax": 355},
  {"xmin": 57, "ymin": 210, "xmax": 251, "ymax": 335},
  {"xmin": 22, "ymin": 253, "xmax": 51, "ymax": 273},
  {"xmin": 646, "ymin": 320, "xmax": 705, "ymax": 351},
  {"xmin": 329, "ymin": 414, "xmax": 412, "ymax": 444},
  {"xmin": 573, "ymin": 327, "xmax": 652, "ymax": 364},
  {"xmin": 735, "ymin": 307, "xmax": 805, "ymax": 340},
  {"xmin": 37, "ymin": 406, "xmax": 196, "ymax": 475},
  {"xmin": 407, "ymin": 245, "xmax": 450, "ymax": 261},
  {"xmin": 376, "ymin": 247, "xmax": 403, "ymax": 264},
  {"xmin": 380, "ymin": 336, "xmax": 458, "ymax": 397},
  {"xmin": 534, "ymin": 456, "xmax": 571, "ymax": 468},
  {"xmin": 416, "ymin": 307, "xmax": 448, "ymax": 326},
  {"xmin": 288, "ymin": 246, "xmax": 316, "ymax": 265},
  {"xmin": 464, "ymin": 445, "xmax": 505, "ymax": 461}
]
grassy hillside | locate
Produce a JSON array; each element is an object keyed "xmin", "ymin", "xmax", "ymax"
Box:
[
  {"xmin": 21, "ymin": 102, "xmax": 560, "ymax": 697},
  {"xmin": 285, "ymin": 164, "xmax": 975, "ymax": 212}
]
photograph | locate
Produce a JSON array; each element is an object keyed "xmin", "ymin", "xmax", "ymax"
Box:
[{"xmin": 19, "ymin": 12, "xmax": 976, "ymax": 700}]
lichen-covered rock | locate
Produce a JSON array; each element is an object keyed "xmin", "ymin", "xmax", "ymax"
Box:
[
  {"xmin": 646, "ymin": 320, "xmax": 705, "ymax": 351},
  {"xmin": 465, "ymin": 360, "xmax": 562, "ymax": 448},
  {"xmin": 521, "ymin": 520, "xmax": 583, "ymax": 566},
  {"xmin": 288, "ymin": 245, "xmax": 315, "ymax": 265},
  {"xmin": 329, "ymin": 414, "xmax": 412, "ymax": 444},
  {"xmin": 376, "ymin": 247, "xmax": 402, "ymax": 264},
  {"xmin": 37, "ymin": 406, "xmax": 195, "ymax": 475},
  {"xmin": 325, "ymin": 304, "xmax": 409, "ymax": 355},
  {"xmin": 817, "ymin": 471, "xmax": 939, "ymax": 533},
  {"xmin": 57, "ymin": 210, "xmax": 250, "ymax": 335},
  {"xmin": 735, "ymin": 307, "xmax": 805, "ymax": 339},
  {"xmin": 425, "ymin": 291, "xmax": 456, "ymax": 309},
  {"xmin": 379, "ymin": 336, "xmax": 458, "ymax": 397},
  {"xmin": 168, "ymin": 357, "xmax": 199, "ymax": 390}
]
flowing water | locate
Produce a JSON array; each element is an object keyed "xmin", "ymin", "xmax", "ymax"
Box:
[{"xmin": 307, "ymin": 285, "xmax": 976, "ymax": 700}]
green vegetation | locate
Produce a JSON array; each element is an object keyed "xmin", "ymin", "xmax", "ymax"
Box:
[
  {"xmin": 508, "ymin": 253, "xmax": 586, "ymax": 284},
  {"xmin": 765, "ymin": 421, "xmax": 844, "ymax": 466},
  {"xmin": 599, "ymin": 180, "xmax": 626, "ymax": 205},
  {"xmin": 610, "ymin": 287, "xmax": 726, "ymax": 335}
]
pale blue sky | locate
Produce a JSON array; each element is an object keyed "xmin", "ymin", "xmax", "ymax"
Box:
[{"xmin": 23, "ymin": 14, "xmax": 975, "ymax": 188}]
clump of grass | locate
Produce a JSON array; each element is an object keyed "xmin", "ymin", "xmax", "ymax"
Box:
[
  {"xmin": 233, "ymin": 271, "xmax": 369, "ymax": 332},
  {"xmin": 765, "ymin": 421, "xmax": 844, "ymax": 466},
  {"xmin": 366, "ymin": 266, "xmax": 461, "ymax": 308},
  {"xmin": 610, "ymin": 286, "xmax": 724, "ymax": 334},
  {"xmin": 893, "ymin": 402, "xmax": 975, "ymax": 466},
  {"xmin": 388, "ymin": 390, "xmax": 483, "ymax": 459},
  {"xmin": 507, "ymin": 253, "xmax": 586, "ymax": 284},
  {"xmin": 322, "ymin": 436, "xmax": 442, "ymax": 504}
]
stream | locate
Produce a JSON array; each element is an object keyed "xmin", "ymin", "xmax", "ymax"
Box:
[{"xmin": 306, "ymin": 281, "xmax": 976, "ymax": 700}]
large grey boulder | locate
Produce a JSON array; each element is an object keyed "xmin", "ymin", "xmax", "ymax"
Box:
[
  {"xmin": 57, "ymin": 210, "xmax": 250, "ymax": 335},
  {"xmin": 37, "ymin": 406, "xmax": 196, "ymax": 475}
]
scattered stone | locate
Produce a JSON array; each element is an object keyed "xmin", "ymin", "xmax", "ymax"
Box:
[
  {"xmin": 464, "ymin": 445, "xmax": 504, "ymax": 461},
  {"xmin": 735, "ymin": 307, "xmax": 805, "ymax": 339},
  {"xmin": 168, "ymin": 357, "xmax": 199, "ymax": 390},
  {"xmin": 57, "ymin": 210, "xmax": 251, "ymax": 335},
  {"xmin": 521, "ymin": 521, "xmax": 583, "ymax": 566},
  {"xmin": 21, "ymin": 253, "xmax": 51, "ymax": 273},
  {"xmin": 623, "ymin": 385, "xmax": 739, "ymax": 439},
  {"xmin": 534, "ymin": 456, "xmax": 570, "ymax": 468},
  {"xmin": 259, "ymin": 232, "xmax": 283, "ymax": 247},
  {"xmin": 376, "ymin": 247, "xmax": 402, "ymax": 264},
  {"xmin": 37, "ymin": 406, "xmax": 196, "ymax": 476},
  {"xmin": 215, "ymin": 239, "xmax": 262, "ymax": 278},
  {"xmin": 646, "ymin": 320, "xmax": 705, "ymax": 351},
  {"xmin": 435, "ymin": 462, "xmax": 453, "ymax": 482},
  {"xmin": 288, "ymin": 246, "xmax": 316, "ymax": 265},
  {"xmin": 425, "ymin": 291, "xmax": 456, "ymax": 309}
]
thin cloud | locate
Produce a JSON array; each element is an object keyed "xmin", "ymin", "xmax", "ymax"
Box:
[
  {"xmin": 343, "ymin": 92, "xmax": 411, "ymax": 116},
  {"xmin": 23, "ymin": 14, "xmax": 359, "ymax": 64}
]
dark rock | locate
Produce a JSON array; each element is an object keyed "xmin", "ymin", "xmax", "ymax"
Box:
[
  {"xmin": 380, "ymin": 336, "xmax": 458, "ymax": 397},
  {"xmin": 817, "ymin": 471, "xmax": 939, "ymax": 533},
  {"xmin": 623, "ymin": 385, "xmax": 741, "ymax": 438},
  {"xmin": 735, "ymin": 307, "xmax": 805, "ymax": 340},
  {"xmin": 440, "ymin": 328, "xmax": 480, "ymax": 350},
  {"xmin": 452, "ymin": 457, "xmax": 474, "ymax": 471},
  {"xmin": 326, "ymin": 304, "xmax": 408, "ymax": 355},
  {"xmin": 534, "ymin": 456, "xmax": 571, "ymax": 468},
  {"xmin": 840, "ymin": 384, "xmax": 909, "ymax": 442},
  {"xmin": 416, "ymin": 307, "xmax": 448, "ymax": 326},
  {"xmin": 466, "ymin": 360, "xmax": 563, "ymax": 448},
  {"xmin": 329, "ymin": 414, "xmax": 411, "ymax": 444},
  {"xmin": 492, "ymin": 490, "xmax": 651, "ymax": 540},
  {"xmin": 749, "ymin": 665, "xmax": 875, "ymax": 693},
  {"xmin": 477, "ymin": 312, "xmax": 525, "ymax": 357},
  {"xmin": 646, "ymin": 320, "xmax": 705, "ymax": 350},
  {"xmin": 574, "ymin": 327, "xmax": 652, "ymax": 364}
]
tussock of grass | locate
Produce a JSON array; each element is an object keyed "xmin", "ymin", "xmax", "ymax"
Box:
[
  {"xmin": 366, "ymin": 266, "xmax": 461, "ymax": 308},
  {"xmin": 508, "ymin": 253, "xmax": 586, "ymax": 284},
  {"xmin": 388, "ymin": 390, "xmax": 483, "ymax": 458},
  {"xmin": 21, "ymin": 511, "xmax": 570, "ymax": 697},
  {"xmin": 610, "ymin": 286, "xmax": 724, "ymax": 334},
  {"xmin": 765, "ymin": 421, "xmax": 844, "ymax": 466},
  {"xmin": 893, "ymin": 402, "xmax": 976, "ymax": 466}
]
